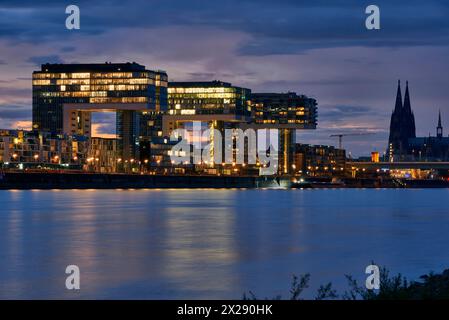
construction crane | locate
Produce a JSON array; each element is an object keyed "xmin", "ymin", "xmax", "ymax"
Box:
[{"xmin": 329, "ymin": 133, "xmax": 375, "ymax": 149}]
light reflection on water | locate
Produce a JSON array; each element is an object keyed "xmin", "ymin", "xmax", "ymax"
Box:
[{"xmin": 0, "ymin": 189, "xmax": 449, "ymax": 299}]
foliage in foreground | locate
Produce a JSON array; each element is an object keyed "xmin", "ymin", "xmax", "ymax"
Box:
[{"xmin": 243, "ymin": 266, "xmax": 449, "ymax": 300}]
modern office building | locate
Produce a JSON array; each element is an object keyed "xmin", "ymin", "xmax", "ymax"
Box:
[
  {"xmin": 167, "ymin": 80, "xmax": 251, "ymax": 116},
  {"xmin": 32, "ymin": 62, "xmax": 168, "ymax": 160},
  {"xmin": 242, "ymin": 92, "xmax": 318, "ymax": 174},
  {"xmin": 163, "ymin": 80, "xmax": 252, "ymax": 135},
  {"xmin": 251, "ymin": 92, "xmax": 317, "ymax": 129}
]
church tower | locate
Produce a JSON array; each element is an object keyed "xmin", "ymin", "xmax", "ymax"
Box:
[
  {"xmin": 403, "ymin": 81, "xmax": 416, "ymax": 139},
  {"xmin": 388, "ymin": 80, "xmax": 404, "ymax": 159},
  {"xmin": 387, "ymin": 80, "xmax": 417, "ymax": 161},
  {"xmin": 437, "ymin": 110, "xmax": 443, "ymax": 138}
]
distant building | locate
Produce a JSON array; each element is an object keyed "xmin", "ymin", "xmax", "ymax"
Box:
[
  {"xmin": 0, "ymin": 129, "xmax": 88, "ymax": 168},
  {"xmin": 387, "ymin": 80, "xmax": 416, "ymax": 161},
  {"xmin": 409, "ymin": 111, "xmax": 449, "ymax": 161},
  {"xmin": 139, "ymin": 137, "xmax": 191, "ymax": 174},
  {"xmin": 293, "ymin": 144, "xmax": 346, "ymax": 177},
  {"xmin": 387, "ymin": 80, "xmax": 449, "ymax": 162},
  {"xmin": 371, "ymin": 151, "xmax": 380, "ymax": 163},
  {"xmin": 87, "ymin": 137, "xmax": 118, "ymax": 173}
]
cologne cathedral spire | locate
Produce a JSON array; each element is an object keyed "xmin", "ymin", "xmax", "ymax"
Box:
[
  {"xmin": 394, "ymin": 80, "xmax": 402, "ymax": 112},
  {"xmin": 403, "ymin": 81, "xmax": 416, "ymax": 138},
  {"xmin": 437, "ymin": 110, "xmax": 443, "ymax": 138},
  {"xmin": 388, "ymin": 80, "xmax": 416, "ymax": 160}
]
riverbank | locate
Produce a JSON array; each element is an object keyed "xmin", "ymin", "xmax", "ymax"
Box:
[
  {"xmin": 0, "ymin": 171, "xmax": 284, "ymax": 189},
  {"xmin": 1, "ymin": 171, "xmax": 449, "ymax": 189}
]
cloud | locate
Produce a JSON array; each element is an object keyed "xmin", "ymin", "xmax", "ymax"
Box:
[
  {"xmin": 1, "ymin": 0, "xmax": 449, "ymax": 55},
  {"xmin": 91, "ymin": 124, "xmax": 116, "ymax": 139},
  {"xmin": 91, "ymin": 113, "xmax": 116, "ymax": 138},
  {"xmin": 11, "ymin": 120, "xmax": 32, "ymax": 130},
  {"xmin": 26, "ymin": 55, "xmax": 63, "ymax": 66},
  {"xmin": 0, "ymin": 105, "xmax": 31, "ymax": 129},
  {"xmin": 319, "ymin": 105, "xmax": 382, "ymax": 122},
  {"xmin": 0, "ymin": 105, "xmax": 31, "ymax": 120}
]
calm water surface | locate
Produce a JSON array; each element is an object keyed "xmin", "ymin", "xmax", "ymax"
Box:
[{"xmin": 1, "ymin": 189, "xmax": 449, "ymax": 299}]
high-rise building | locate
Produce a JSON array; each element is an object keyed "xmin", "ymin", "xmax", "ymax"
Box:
[
  {"xmin": 167, "ymin": 80, "xmax": 251, "ymax": 116},
  {"xmin": 32, "ymin": 62, "xmax": 168, "ymax": 160},
  {"xmin": 246, "ymin": 92, "xmax": 318, "ymax": 174},
  {"xmin": 251, "ymin": 92, "xmax": 317, "ymax": 129},
  {"xmin": 163, "ymin": 80, "xmax": 252, "ymax": 136}
]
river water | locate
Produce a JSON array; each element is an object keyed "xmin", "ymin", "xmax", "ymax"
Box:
[{"xmin": 1, "ymin": 188, "xmax": 448, "ymax": 299}]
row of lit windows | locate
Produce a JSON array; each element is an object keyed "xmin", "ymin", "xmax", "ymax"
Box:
[
  {"xmin": 34, "ymin": 79, "xmax": 155, "ymax": 86},
  {"xmin": 255, "ymin": 111, "xmax": 306, "ymax": 116},
  {"xmin": 89, "ymin": 97, "xmax": 148, "ymax": 103},
  {"xmin": 33, "ymin": 72, "xmax": 154, "ymax": 80},
  {"xmin": 168, "ymin": 87, "xmax": 240, "ymax": 94},
  {"xmin": 169, "ymin": 98, "xmax": 239, "ymax": 104},
  {"xmin": 39, "ymin": 91, "xmax": 144, "ymax": 98},
  {"xmin": 168, "ymin": 93, "xmax": 239, "ymax": 99},
  {"xmin": 168, "ymin": 110, "xmax": 197, "ymax": 115},
  {"xmin": 255, "ymin": 107, "xmax": 307, "ymax": 112},
  {"xmin": 257, "ymin": 119, "xmax": 308, "ymax": 124},
  {"xmin": 89, "ymin": 84, "xmax": 151, "ymax": 91},
  {"xmin": 155, "ymin": 81, "xmax": 168, "ymax": 87}
]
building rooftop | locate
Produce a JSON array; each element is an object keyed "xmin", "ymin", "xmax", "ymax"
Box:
[
  {"xmin": 35, "ymin": 62, "xmax": 148, "ymax": 73},
  {"xmin": 169, "ymin": 80, "xmax": 234, "ymax": 87}
]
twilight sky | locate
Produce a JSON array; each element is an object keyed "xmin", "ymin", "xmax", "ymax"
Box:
[{"xmin": 1, "ymin": 0, "xmax": 449, "ymax": 156}]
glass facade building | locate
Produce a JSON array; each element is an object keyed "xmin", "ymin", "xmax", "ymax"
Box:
[
  {"xmin": 32, "ymin": 63, "xmax": 168, "ymax": 160},
  {"xmin": 167, "ymin": 81, "xmax": 251, "ymax": 117},
  {"xmin": 251, "ymin": 92, "xmax": 317, "ymax": 129},
  {"xmin": 32, "ymin": 62, "xmax": 167, "ymax": 132}
]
